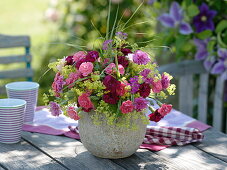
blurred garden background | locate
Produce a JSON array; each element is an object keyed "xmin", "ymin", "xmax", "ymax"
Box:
[{"xmin": 0, "ymin": 0, "xmax": 227, "ymax": 125}]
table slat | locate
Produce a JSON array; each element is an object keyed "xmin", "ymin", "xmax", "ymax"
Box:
[
  {"xmin": 22, "ymin": 132, "xmax": 125, "ymax": 170},
  {"xmin": 0, "ymin": 139, "xmax": 67, "ymax": 170},
  {"xmin": 193, "ymin": 128, "xmax": 227, "ymax": 162},
  {"xmin": 155, "ymin": 143, "xmax": 227, "ymax": 170}
]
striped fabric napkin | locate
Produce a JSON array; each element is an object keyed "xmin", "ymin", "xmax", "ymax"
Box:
[{"xmin": 143, "ymin": 126, "xmax": 204, "ymax": 146}]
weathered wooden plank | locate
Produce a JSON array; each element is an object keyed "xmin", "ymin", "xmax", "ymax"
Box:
[
  {"xmin": 193, "ymin": 128, "xmax": 227, "ymax": 162},
  {"xmin": 198, "ymin": 74, "xmax": 209, "ymax": 123},
  {"xmin": 213, "ymin": 77, "xmax": 225, "ymax": 131},
  {"xmin": 0, "ymin": 55, "xmax": 32, "ymax": 64},
  {"xmin": 0, "ymin": 86, "xmax": 6, "ymax": 95},
  {"xmin": 0, "ymin": 139, "xmax": 66, "ymax": 170},
  {"xmin": 0, "ymin": 34, "xmax": 30, "ymax": 48},
  {"xmin": 156, "ymin": 143, "xmax": 227, "ymax": 169},
  {"xmin": 0, "ymin": 68, "xmax": 33, "ymax": 79},
  {"xmin": 179, "ymin": 75, "xmax": 193, "ymax": 117},
  {"xmin": 22, "ymin": 132, "xmax": 124, "ymax": 170},
  {"xmin": 158, "ymin": 60, "xmax": 207, "ymax": 76}
]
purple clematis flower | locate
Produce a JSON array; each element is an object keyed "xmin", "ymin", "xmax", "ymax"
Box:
[
  {"xmin": 158, "ymin": 2, "xmax": 193, "ymax": 35},
  {"xmin": 211, "ymin": 48, "xmax": 227, "ymax": 80},
  {"xmin": 193, "ymin": 3, "xmax": 217, "ymax": 33},
  {"xmin": 147, "ymin": 0, "xmax": 156, "ymax": 5},
  {"xmin": 194, "ymin": 38, "xmax": 216, "ymax": 71}
]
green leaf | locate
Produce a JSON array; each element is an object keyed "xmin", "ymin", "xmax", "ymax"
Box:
[
  {"xmin": 196, "ymin": 30, "xmax": 212, "ymax": 40},
  {"xmin": 215, "ymin": 20, "xmax": 227, "ymax": 33},
  {"xmin": 207, "ymin": 40, "xmax": 216, "ymax": 53},
  {"xmin": 187, "ymin": 4, "xmax": 199, "ymax": 17}
]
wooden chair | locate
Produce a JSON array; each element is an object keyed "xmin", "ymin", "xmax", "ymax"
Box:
[
  {"xmin": 0, "ymin": 34, "xmax": 33, "ymax": 94},
  {"xmin": 159, "ymin": 60, "xmax": 226, "ymax": 132}
]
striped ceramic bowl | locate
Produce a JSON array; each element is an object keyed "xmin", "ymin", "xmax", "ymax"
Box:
[{"xmin": 0, "ymin": 98, "xmax": 26, "ymax": 144}]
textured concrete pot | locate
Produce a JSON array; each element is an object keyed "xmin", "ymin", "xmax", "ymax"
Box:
[{"xmin": 78, "ymin": 111, "xmax": 147, "ymax": 159}]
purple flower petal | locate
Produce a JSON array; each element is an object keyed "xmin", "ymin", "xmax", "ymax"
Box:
[
  {"xmin": 194, "ymin": 39, "xmax": 206, "ymax": 48},
  {"xmin": 158, "ymin": 14, "xmax": 175, "ymax": 28},
  {"xmin": 203, "ymin": 56, "xmax": 216, "ymax": 71},
  {"xmin": 170, "ymin": 2, "xmax": 183, "ymax": 22},
  {"xmin": 179, "ymin": 22, "xmax": 193, "ymax": 35},
  {"xmin": 200, "ymin": 3, "xmax": 209, "ymax": 13},
  {"xmin": 221, "ymin": 70, "xmax": 227, "ymax": 80},
  {"xmin": 211, "ymin": 61, "xmax": 226, "ymax": 74},
  {"xmin": 218, "ymin": 48, "xmax": 227, "ymax": 60},
  {"xmin": 195, "ymin": 50, "xmax": 209, "ymax": 60}
]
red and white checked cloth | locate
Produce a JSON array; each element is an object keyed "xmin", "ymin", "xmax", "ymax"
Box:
[{"xmin": 143, "ymin": 126, "xmax": 204, "ymax": 146}]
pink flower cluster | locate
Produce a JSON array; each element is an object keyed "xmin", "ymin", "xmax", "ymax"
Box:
[
  {"xmin": 52, "ymin": 72, "xmax": 65, "ymax": 97},
  {"xmin": 78, "ymin": 93, "xmax": 94, "ymax": 112},
  {"xmin": 67, "ymin": 107, "xmax": 80, "ymax": 120},
  {"xmin": 148, "ymin": 104, "xmax": 172, "ymax": 122}
]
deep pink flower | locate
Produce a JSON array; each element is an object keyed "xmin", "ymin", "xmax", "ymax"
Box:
[
  {"xmin": 75, "ymin": 58, "xmax": 86, "ymax": 69},
  {"xmin": 134, "ymin": 97, "xmax": 148, "ymax": 112},
  {"xmin": 117, "ymin": 56, "xmax": 129, "ymax": 68},
  {"xmin": 121, "ymin": 48, "xmax": 132, "ymax": 56},
  {"xmin": 148, "ymin": 110, "xmax": 163, "ymax": 122},
  {"xmin": 152, "ymin": 80, "xmax": 162, "ymax": 93},
  {"xmin": 105, "ymin": 63, "xmax": 125, "ymax": 75},
  {"xmin": 120, "ymin": 100, "xmax": 134, "ymax": 114},
  {"xmin": 49, "ymin": 102, "xmax": 62, "ymax": 116},
  {"xmin": 161, "ymin": 74, "xmax": 170, "ymax": 89},
  {"xmin": 158, "ymin": 104, "xmax": 172, "ymax": 116},
  {"xmin": 79, "ymin": 62, "xmax": 93, "ymax": 76},
  {"xmin": 65, "ymin": 56, "xmax": 74, "ymax": 65},
  {"xmin": 103, "ymin": 75, "xmax": 121, "ymax": 93},
  {"xmin": 52, "ymin": 72, "xmax": 65, "ymax": 97},
  {"xmin": 85, "ymin": 51, "xmax": 99, "ymax": 62},
  {"xmin": 133, "ymin": 50, "xmax": 150, "ymax": 65},
  {"xmin": 73, "ymin": 51, "xmax": 86, "ymax": 63},
  {"xmin": 139, "ymin": 83, "xmax": 151, "ymax": 98},
  {"xmin": 67, "ymin": 106, "xmax": 80, "ymax": 120},
  {"xmin": 140, "ymin": 69, "xmax": 151, "ymax": 77},
  {"xmin": 116, "ymin": 82, "xmax": 127, "ymax": 96},
  {"xmin": 65, "ymin": 72, "xmax": 82, "ymax": 88},
  {"xmin": 78, "ymin": 93, "xmax": 94, "ymax": 111},
  {"xmin": 103, "ymin": 92, "xmax": 119, "ymax": 104}
]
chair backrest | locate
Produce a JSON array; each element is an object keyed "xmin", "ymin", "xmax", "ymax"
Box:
[
  {"xmin": 0, "ymin": 34, "xmax": 33, "ymax": 94},
  {"xmin": 159, "ymin": 60, "xmax": 226, "ymax": 132}
]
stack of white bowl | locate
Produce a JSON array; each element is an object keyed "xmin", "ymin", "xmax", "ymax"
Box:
[
  {"xmin": 0, "ymin": 99, "xmax": 26, "ymax": 143},
  {"xmin": 6, "ymin": 82, "xmax": 39, "ymax": 123}
]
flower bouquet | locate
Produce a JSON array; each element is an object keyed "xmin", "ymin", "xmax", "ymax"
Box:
[{"xmin": 44, "ymin": 2, "xmax": 176, "ymax": 159}]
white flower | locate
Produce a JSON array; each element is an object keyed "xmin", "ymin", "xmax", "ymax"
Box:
[
  {"xmin": 125, "ymin": 53, "xmax": 134, "ymax": 61},
  {"xmin": 56, "ymin": 57, "xmax": 66, "ymax": 72}
]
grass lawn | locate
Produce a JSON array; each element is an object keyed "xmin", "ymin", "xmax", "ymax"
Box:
[{"xmin": 0, "ymin": 0, "xmax": 51, "ymax": 70}]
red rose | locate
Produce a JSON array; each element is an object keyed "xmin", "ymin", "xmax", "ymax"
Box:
[
  {"xmin": 148, "ymin": 110, "xmax": 164, "ymax": 122},
  {"xmin": 139, "ymin": 83, "xmax": 151, "ymax": 98},
  {"xmin": 120, "ymin": 100, "xmax": 134, "ymax": 114},
  {"xmin": 103, "ymin": 92, "xmax": 119, "ymax": 104}
]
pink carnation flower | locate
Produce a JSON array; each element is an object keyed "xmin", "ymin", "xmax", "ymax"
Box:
[
  {"xmin": 52, "ymin": 72, "xmax": 65, "ymax": 97},
  {"xmin": 79, "ymin": 62, "xmax": 94, "ymax": 76},
  {"xmin": 67, "ymin": 106, "xmax": 80, "ymax": 120},
  {"xmin": 73, "ymin": 51, "xmax": 86, "ymax": 63},
  {"xmin": 152, "ymin": 80, "xmax": 162, "ymax": 93},
  {"xmin": 158, "ymin": 104, "xmax": 172, "ymax": 116},
  {"xmin": 105, "ymin": 63, "xmax": 125, "ymax": 75},
  {"xmin": 120, "ymin": 100, "xmax": 134, "ymax": 114},
  {"xmin": 133, "ymin": 50, "xmax": 150, "ymax": 65},
  {"xmin": 65, "ymin": 72, "xmax": 81, "ymax": 88},
  {"xmin": 116, "ymin": 82, "xmax": 127, "ymax": 96},
  {"xmin": 78, "ymin": 93, "xmax": 94, "ymax": 111}
]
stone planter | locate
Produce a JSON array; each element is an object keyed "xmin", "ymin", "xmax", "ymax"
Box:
[{"xmin": 78, "ymin": 111, "xmax": 147, "ymax": 159}]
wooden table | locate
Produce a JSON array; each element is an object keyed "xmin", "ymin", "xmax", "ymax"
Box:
[{"xmin": 0, "ymin": 128, "xmax": 226, "ymax": 170}]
